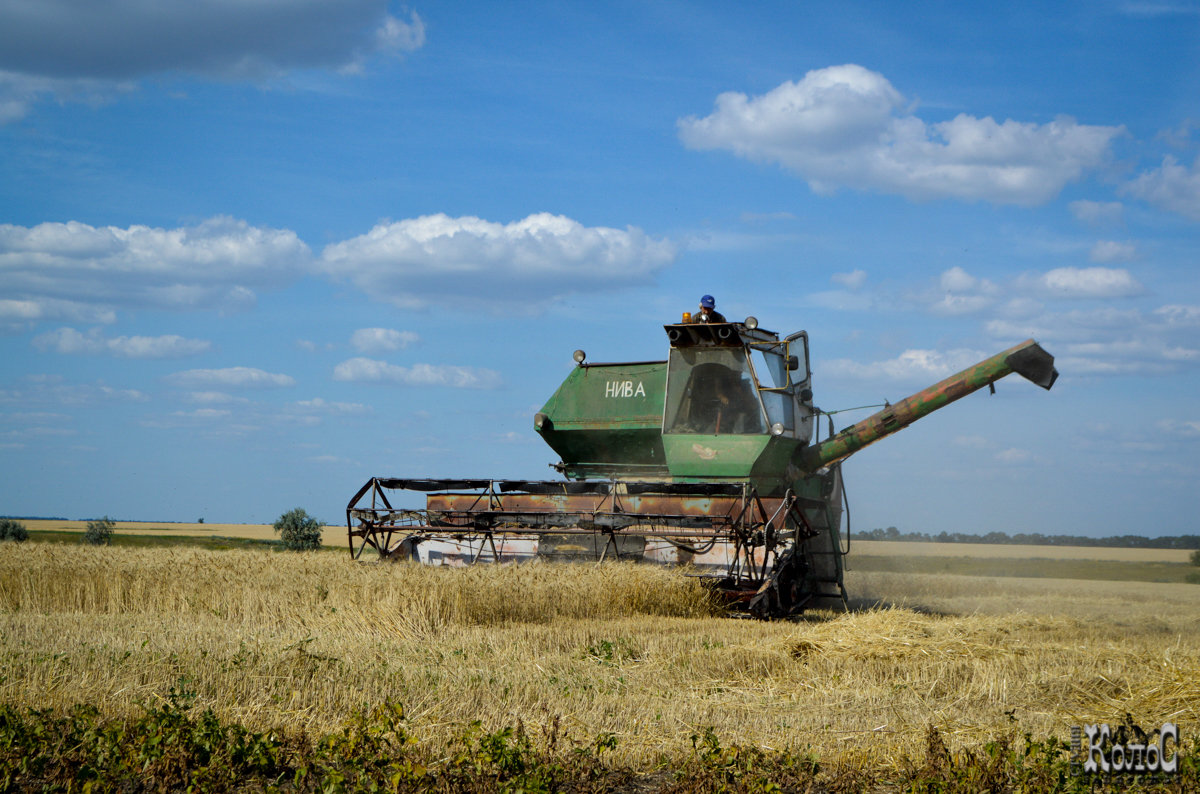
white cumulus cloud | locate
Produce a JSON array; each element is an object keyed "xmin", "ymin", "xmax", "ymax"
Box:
[
  {"xmin": 823, "ymin": 348, "xmax": 989, "ymax": 383},
  {"xmin": 371, "ymin": 10, "xmax": 426, "ymax": 58},
  {"xmin": 33, "ymin": 327, "xmax": 211, "ymax": 358},
  {"xmin": 940, "ymin": 266, "xmax": 985, "ymax": 293},
  {"xmin": 332, "ymin": 358, "xmax": 502, "ymax": 389},
  {"xmin": 833, "ymin": 268, "xmax": 1195, "ymax": 381},
  {"xmin": 350, "ymin": 327, "xmax": 419, "ymax": 353},
  {"xmin": 167, "ymin": 367, "xmax": 296, "ymax": 389},
  {"xmin": 1154, "ymin": 305, "xmax": 1200, "ymax": 326},
  {"xmin": 926, "ymin": 266, "xmax": 1000, "ymax": 315},
  {"xmin": 1034, "ymin": 267, "xmax": 1142, "ymax": 298},
  {"xmin": 678, "ymin": 64, "xmax": 1124, "ymax": 205},
  {"xmin": 1124, "ymin": 155, "xmax": 1200, "ymax": 221},
  {"xmin": 185, "ymin": 391, "xmax": 245, "ymax": 405},
  {"xmin": 1056, "ymin": 335, "xmax": 1200, "ymax": 375},
  {"xmin": 986, "ymin": 307, "xmax": 1142, "ymax": 343},
  {"xmin": 0, "ymin": 71, "xmax": 136, "ymax": 124},
  {"xmin": 2, "ymin": 212, "xmax": 677, "ymax": 323},
  {"xmin": 0, "ymin": 297, "xmax": 116, "ymax": 331},
  {"xmin": 0, "ymin": 217, "xmax": 310, "ymax": 325},
  {"xmin": 1088, "ymin": 240, "xmax": 1137, "ymax": 263},
  {"xmin": 1069, "ymin": 200, "xmax": 1124, "ymax": 227},
  {"xmin": 0, "ymin": 375, "xmax": 147, "ymax": 405},
  {"xmin": 320, "ymin": 213, "xmax": 676, "ymax": 309},
  {"xmin": 986, "ymin": 304, "xmax": 1200, "ymax": 376},
  {"xmin": 292, "ymin": 397, "xmax": 369, "ymax": 414},
  {"xmin": 831, "ymin": 269, "xmax": 867, "ymax": 290},
  {"xmin": 1157, "ymin": 418, "xmax": 1200, "ymax": 437},
  {"xmin": 172, "ymin": 408, "xmax": 231, "ymax": 420}
]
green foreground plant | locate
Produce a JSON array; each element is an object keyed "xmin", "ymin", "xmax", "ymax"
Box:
[
  {"xmin": 1, "ymin": 696, "xmax": 1194, "ymax": 793},
  {"xmin": 0, "ymin": 692, "xmax": 623, "ymax": 793}
]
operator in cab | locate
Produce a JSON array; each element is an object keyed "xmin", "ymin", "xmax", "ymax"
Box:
[{"xmin": 691, "ymin": 294, "xmax": 727, "ymax": 323}]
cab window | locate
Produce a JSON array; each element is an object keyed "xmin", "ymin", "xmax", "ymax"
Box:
[{"xmin": 664, "ymin": 348, "xmax": 766, "ymax": 435}]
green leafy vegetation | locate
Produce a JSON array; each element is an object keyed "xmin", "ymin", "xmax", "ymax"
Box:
[
  {"xmin": 0, "ymin": 519, "xmax": 27, "ymax": 543},
  {"xmin": 0, "ymin": 698, "xmax": 1192, "ymax": 792},
  {"xmin": 273, "ymin": 508, "xmax": 323, "ymax": 551},
  {"xmin": 0, "ymin": 694, "xmax": 627, "ymax": 792},
  {"xmin": 82, "ymin": 516, "xmax": 114, "ymax": 546}
]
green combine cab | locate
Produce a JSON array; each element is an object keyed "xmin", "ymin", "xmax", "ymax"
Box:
[
  {"xmin": 348, "ymin": 318, "xmax": 1056, "ymax": 617},
  {"xmin": 537, "ymin": 322, "xmax": 816, "ymax": 484}
]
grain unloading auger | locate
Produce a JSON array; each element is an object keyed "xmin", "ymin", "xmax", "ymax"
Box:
[{"xmin": 347, "ymin": 319, "xmax": 1057, "ymax": 618}]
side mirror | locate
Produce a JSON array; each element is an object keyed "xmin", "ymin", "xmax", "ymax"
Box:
[
  {"xmin": 787, "ymin": 355, "xmax": 800, "ymax": 371},
  {"xmin": 799, "ymin": 388, "xmax": 813, "ymax": 402}
]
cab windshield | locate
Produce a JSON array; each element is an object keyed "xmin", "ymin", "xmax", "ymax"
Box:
[{"xmin": 663, "ymin": 347, "xmax": 766, "ymax": 435}]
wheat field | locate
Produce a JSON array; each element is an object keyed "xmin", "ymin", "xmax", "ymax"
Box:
[{"xmin": 2, "ymin": 543, "xmax": 1197, "ymax": 775}]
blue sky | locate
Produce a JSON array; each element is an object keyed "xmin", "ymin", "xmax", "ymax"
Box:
[{"xmin": 1, "ymin": 1, "xmax": 1198, "ymax": 536}]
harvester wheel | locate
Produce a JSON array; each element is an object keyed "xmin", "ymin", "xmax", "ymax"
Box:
[{"xmin": 747, "ymin": 551, "xmax": 808, "ymax": 619}]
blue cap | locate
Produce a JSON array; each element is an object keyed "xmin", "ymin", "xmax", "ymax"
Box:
[{"xmin": 700, "ymin": 294, "xmax": 715, "ymax": 308}]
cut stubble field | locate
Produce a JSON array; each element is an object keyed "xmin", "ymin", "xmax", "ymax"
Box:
[{"xmin": 0, "ymin": 540, "xmax": 1197, "ymax": 788}]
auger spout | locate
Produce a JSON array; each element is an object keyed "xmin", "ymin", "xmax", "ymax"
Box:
[{"xmin": 799, "ymin": 339, "xmax": 1057, "ymax": 473}]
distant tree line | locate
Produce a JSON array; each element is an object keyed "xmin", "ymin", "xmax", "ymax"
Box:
[
  {"xmin": 853, "ymin": 526, "xmax": 1200, "ymax": 550},
  {"xmin": 0, "ymin": 515, "xmax": 68, "ymax": 521},
  {"xmin": 1, "ymin": 516, "xmax": 200, "ymax": 524}
]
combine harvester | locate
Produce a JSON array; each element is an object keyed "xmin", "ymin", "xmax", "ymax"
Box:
[{"xmin": 346, "ymin": 316, "xmax": 1057, "ymax": 618}]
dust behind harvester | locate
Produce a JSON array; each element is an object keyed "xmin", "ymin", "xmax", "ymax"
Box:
[{"xmin": 347, "ymin": 318, "xmax": 1057, "ymax": 618}]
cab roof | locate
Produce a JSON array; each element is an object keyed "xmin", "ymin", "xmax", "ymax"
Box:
[{"xmin": 663, "ymin": 321, "xmax": 779, "ymax": 349}]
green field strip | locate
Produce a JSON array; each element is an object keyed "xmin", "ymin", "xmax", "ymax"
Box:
[{"xmin": 848, "ymin": 554, "xmax": 1198, "ymax": 583}]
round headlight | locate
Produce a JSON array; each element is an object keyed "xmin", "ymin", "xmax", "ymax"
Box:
[
  {"xmin": 744, "ymin": 316, "xmax": 759, "ymax": 330},
  {"xmin": 572, "ymin": 349, "xmax": 586, "ymax": 365},
  {"xmin": 770, "ymin": 422, "xmax": 785, "ymax": 436}
]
